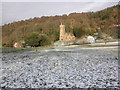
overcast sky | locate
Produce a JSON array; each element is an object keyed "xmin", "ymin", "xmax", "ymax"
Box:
[{"xmin": 1, "ymin": 0, "xmax": 119, "ymax": 25}]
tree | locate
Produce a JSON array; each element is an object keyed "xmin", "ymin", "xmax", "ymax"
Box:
[
  {"xmin": 25, "ymin": 33, "xmax": 40, "ymax": 47},
  {"xmin": 73, "ymin": 28, "xmax": 86, "ymax": 38},
  {"xmin": 2, "ymin": 5, "xmax": 119, "ymax": 47},
  {"xmin": 38, "ymin": 34, "xmax": 50, "ymax": 46},
  {"xmin": 25, "ymin": 33, "xmax": 50, "ymax": 47}
]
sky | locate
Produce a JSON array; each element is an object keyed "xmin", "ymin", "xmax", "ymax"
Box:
[{"xmin": 1, "ymin": 0, "xmax": 119, "ymax": 25}]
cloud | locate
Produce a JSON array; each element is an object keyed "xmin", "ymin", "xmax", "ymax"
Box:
[
  {"xmin": 2, "ymin": 2, "xmax": 118, "ymax": 25},
  {"xmin": 1, "ymin": 0, "xmax": 120, "ymax": 2}
]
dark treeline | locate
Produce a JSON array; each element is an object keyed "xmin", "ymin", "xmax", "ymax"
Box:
[{"xmin": 2, "ymin": 5, "xmax": 120, "ymax": 47}]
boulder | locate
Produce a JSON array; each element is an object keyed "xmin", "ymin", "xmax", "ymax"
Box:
[{"xmin": 87, "ymin": 36, "xmax": 95, "ymax": 44}]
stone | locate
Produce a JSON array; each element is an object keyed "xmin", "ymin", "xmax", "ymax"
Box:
[
  {"xmin": 13, "ymin": 40, "xmax": 25, "ymax": 48},
  {"xmin": 87, "ymin": 36, "xmax": 95, "ymax": 44}
]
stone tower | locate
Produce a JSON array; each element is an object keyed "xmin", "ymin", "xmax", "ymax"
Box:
[
  {"xmin": 59, "ymin": 23, "xmax": 76, "ymax": 42},
  {"xmin": 59, "ymin": 23, "xmax": 65, "ymax": 41}
]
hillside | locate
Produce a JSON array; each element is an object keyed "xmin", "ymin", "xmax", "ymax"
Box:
[{"xmin": 2, "ymin": 5, "xmax": 120, "ymax": 47}]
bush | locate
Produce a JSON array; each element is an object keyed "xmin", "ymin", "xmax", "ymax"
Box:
[
  {"xmin": 39, "ymin": 34, "xmax": 50, "ymax": 46},
  {"xmin": 25, "ymin": 33, "xmax": 50, "ymax": 47},
  {"xmin": 73, "ymin": 28, "xmax": 86, "ymax": 38},
  {"xmin": 25, "ymin": 33, "xmax": 40, "ymax": 47}
]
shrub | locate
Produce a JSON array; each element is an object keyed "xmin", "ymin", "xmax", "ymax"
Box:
[
  {"xmin": 25, "ymin": 33, "xmax": 40, "ymax": 47},
  {"xmin": 38, "ymin": 34, "xmax": 50, "ymax": 46},
  {"xmin": 25, "ymin": 33, "xmax": 50, "ymax": 47}
]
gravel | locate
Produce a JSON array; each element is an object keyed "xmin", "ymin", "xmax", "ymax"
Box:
[{"xmin": 1, "ymin": 47, "xmax": 119, "ymax": 88}]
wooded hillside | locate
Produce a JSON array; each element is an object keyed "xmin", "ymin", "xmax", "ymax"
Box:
[{"xmin": 2, "ymin": 5, "xmax": 120, "ymax": 47}]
